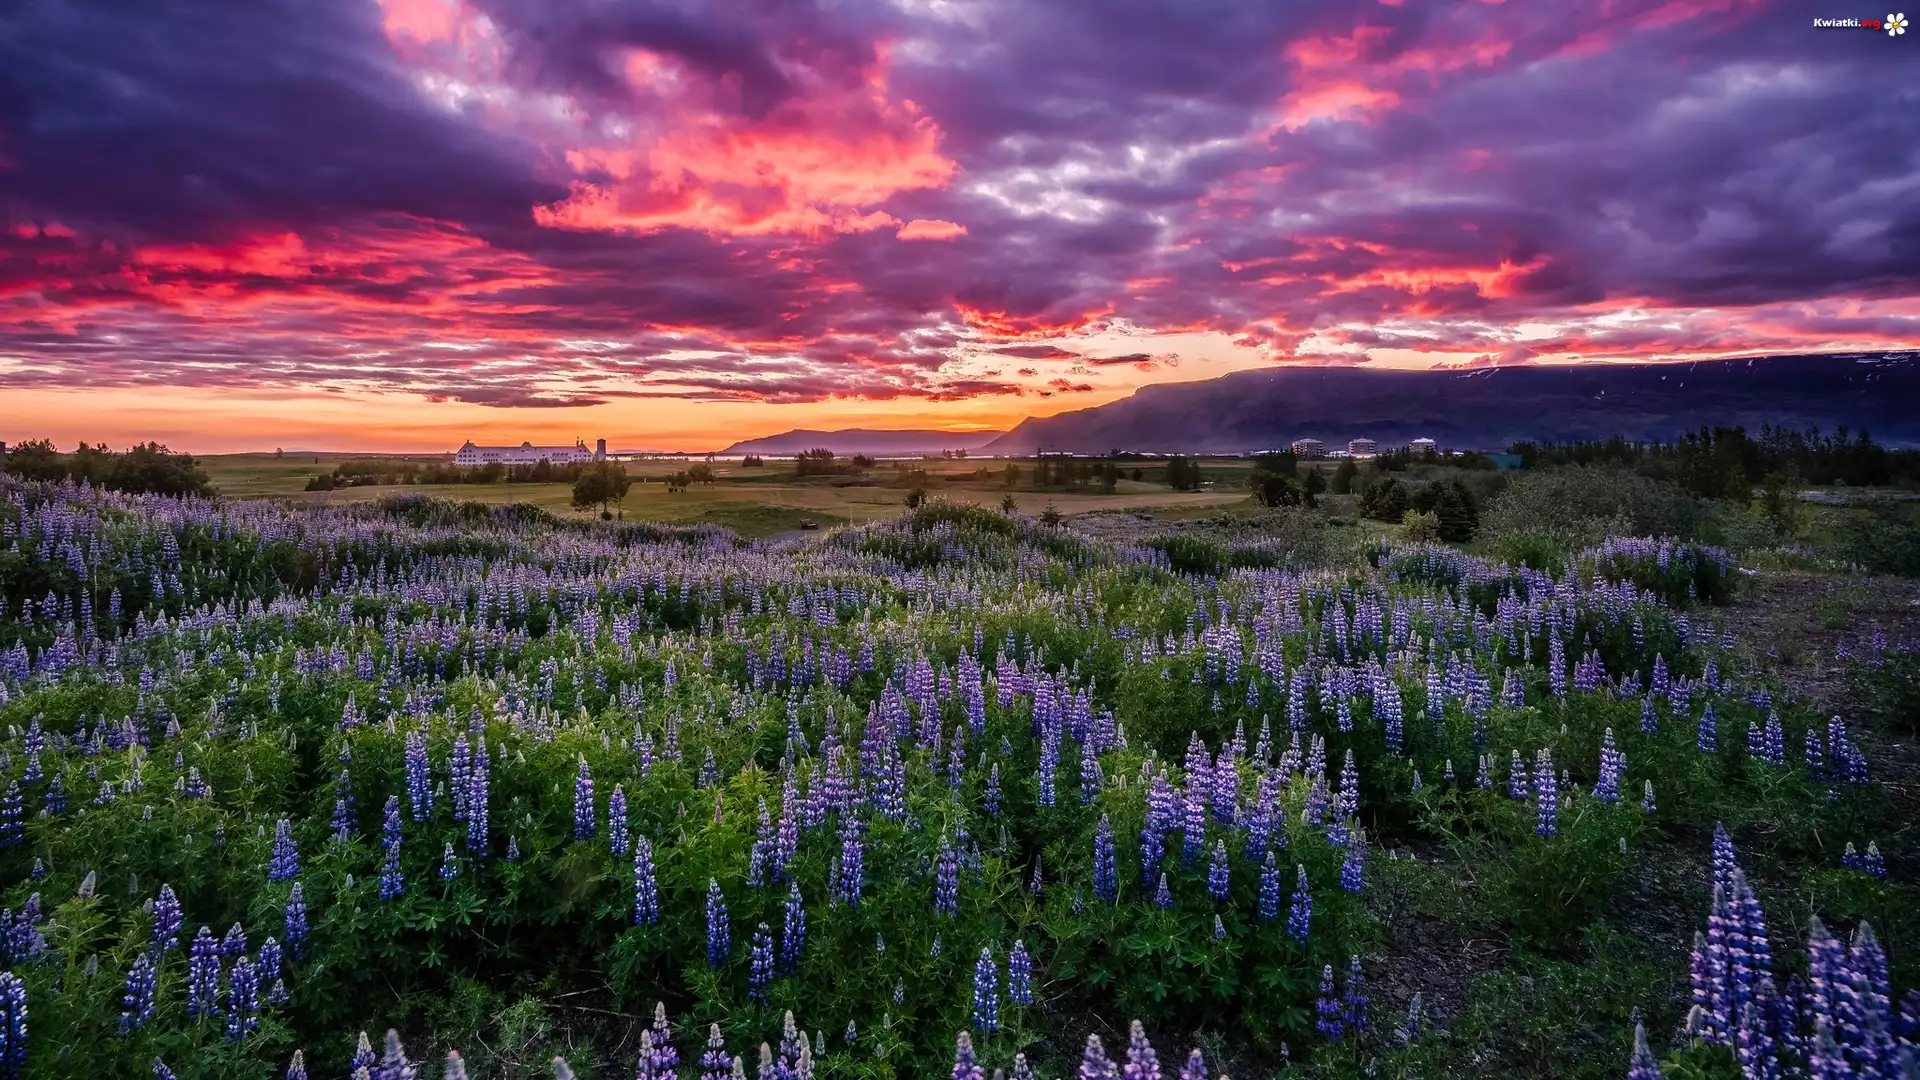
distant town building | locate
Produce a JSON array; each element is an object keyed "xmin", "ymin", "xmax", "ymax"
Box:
[
  {"xmin": 1348, "ymin": 438, "xmax": 1378, "ymax": 456},
  {"xmin": 1409, "ymin": 437, "xmax": 1437, "ymax": 452},
  {"xmin": 453, "ymin": 438, "xmax": 605, "ymax": 466},
  {"xmin": 1290, "ymin": 438, "xmax": 1326, "ymax": 458}
]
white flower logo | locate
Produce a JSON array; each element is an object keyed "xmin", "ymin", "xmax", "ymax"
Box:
[{"xmin": 1889, "ymin": 12, "xmax": 1909, "ymax": 34}]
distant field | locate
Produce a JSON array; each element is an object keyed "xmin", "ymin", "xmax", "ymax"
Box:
[{"xmin": 201, "ymin": 453, "xmax": 1252, "ymax": 537}]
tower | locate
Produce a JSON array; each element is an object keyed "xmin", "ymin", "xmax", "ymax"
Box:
[{"xmin": 596, "ymin": 438, "xmax": 607, "ymax": 461}]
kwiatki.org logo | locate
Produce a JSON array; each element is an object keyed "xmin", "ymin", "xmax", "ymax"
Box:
[{"xmin": 1813, "ymin": 12, "xmax": 1907, "ymax": 32}]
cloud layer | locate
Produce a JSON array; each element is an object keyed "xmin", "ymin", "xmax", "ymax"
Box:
[{"xmin": 1, "ymin": 0, "xmax": 1916, "ymax": 434}]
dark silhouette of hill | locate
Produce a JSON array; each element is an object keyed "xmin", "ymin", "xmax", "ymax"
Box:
[
  {"xmin": 719, "ymin": 428, "xmax": 1003, "ymax": 456},
  {"xmin": 983, "ymin": 353, "xmax": 1920, "ymax": 454}
]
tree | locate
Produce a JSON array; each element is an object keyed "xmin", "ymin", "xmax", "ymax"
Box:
[
  {"xmin": 1304, "ymin": 469, "xmax": 1327, "ymax": 501},
  {"xmin": 1358, "ymin": 476, "xmax": 1409, "ymax": 522},
  {"xmin": 1251, "ymin": 471, "xmax": 1302, "ymax": 508},
  {"xmin": 1331, "ymin": 459, "xmax": 1359, "ymax": 495},
  {"xmin": 1166, "ymin": 457, "xmax": 1203, "ymax": 491},
  {"xmin": 664, "ymin": 471, "xmax": 691, "ymax": 493},
  {"xmin": 1000, "ymin": 493, "xmax": 1018, "ymax": 514},
  {"xmin": 742, "ymin": 454, "xmax": 764, "ymax": 467},
  {"xmin": 688, "ymin": 463, "xmax": 716, "ymax": 485},
  {"xmin": 1758, "ymin": 470, "xmax": 1800, "ymax": 536},
  {"xmin": 1099, "ymin": 460, "xmax": 1119, "ymax": 493},
  {"xmin": 1002, "ymin": 463, "xmax": 1022, "ymax": 488},
  {"xmin": 2, "ymin": 438, "xmax": 67, "ymax": 482},
  {"xmin": 904, "ymin": 487, "xmax": 926, "ymax": 510},
  {"xmin": 1436, "ymin": 481, "xmax": 1479, "ymax": 541},
  {"xmin": 1039, "ymin": 502, "xmax": 1064, "ymax": 527},
  {"xmin": 107, "ymin": 443, "xmax": 213, "ymax": 497},
  {"xmin": 572, "ymin": 462, "xmax": 633, "ymax": 513}
]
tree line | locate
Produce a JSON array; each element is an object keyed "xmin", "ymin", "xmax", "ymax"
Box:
[
  {"xmin": 1, "ymin": 439, "xmax": 213, "ymax": 497},
  {"xmin": 303, "ymin": 457, "xmax": 607, "ymax": 490},
  {"xmin": 1511, "ymin": 425, "xmax": 1920, "ymax": 492}
]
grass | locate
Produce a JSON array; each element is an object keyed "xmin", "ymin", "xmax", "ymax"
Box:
[{"xmin": 200, "ymin": 454, "xmax": 1252, "ymax": 537}]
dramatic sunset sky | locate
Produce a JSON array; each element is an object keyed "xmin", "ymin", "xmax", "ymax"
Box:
[{"xmin": 1, "ymin": 0, "xmax": 1915, "ymax": 452}]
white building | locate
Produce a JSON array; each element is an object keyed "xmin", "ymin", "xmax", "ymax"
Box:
[
  {"xmin": 1409, "ymin": 437, "xmax": 1437, "ymax": 452},
  {"xmin": 1290, "ymin": 438, "xmax": 1326, "ymax": 458},
  {"xmin": 453, "ymin": 438, "xmax": 605, "ymax": 466},
  {"xmin": 1348, "ymin": 438, "xmax": 1378, "ymax": 456}
]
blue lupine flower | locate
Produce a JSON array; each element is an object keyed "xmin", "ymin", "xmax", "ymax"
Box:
[
  {"xmin": 1533, "ymin": 750, "xmax": 1559, "ymax": 838},
  {"xmin": 648, "ymin": 1002, "xmax": 680, "ymax": 1075},
  {"xmin": 1594, "ymin": 729, "xmax": 1623, "ymax": 803},
  {"xmin": 631, "ymin": 836, "xmax": 660, "ymax": 925},
  {"xmin": 608, "ymin": 785, "xmax": 629, "ymax": 858},
  {"xmin": 1177, "ymin": 1047, "xmax": 1209, "ymax": 1080},
  {"xmin": 1626, "ymin": 1022, "xmax": 1664, "ymax": 1080},
  {"xmin": 221, "ymin": 922, "xmax": 247, "ymax": 958},
  {"xmin": 1641, "ymin": 697, "xmax": 1659, "ymax": 735},
  {"xmin": 152, "ymin": 884, "xmax": 183, "ymax": 955},
  {"xmin": 1288, "ymin": 865, "xmax": 1313, "ymax": 945},
  {"xmin": 572, "ymin": 756, "xmax": 595, "ymax": 841},
  {"xmin": 0, "ymin": 783, "xmax": 23, "ymax": 848},
  {"xmin": 257, "ymin": 937, "xmax": 282, "ymax": 987},
  {"xmin": 1508, "ymin": 750, "xmax": 1529, "ymax": 799},
  {"xmin": 1094, "ymin": 815, "xmax": 1118, "ymax": 904},
  {"xmin": 379, "ymin": 796, "xmax": 404, "ymax": 900},
  {"xmin": 283, "ymin": 883, "xmax": 307, "ymax": 958},
  {"xmin": 42, "ymin": 777, "xmax": 63, "ymax": 817},
  {"xmin": 285, "ymin": 1052, "xmax": 307, "ymax": 1080},
  {"xmin": 1340, "ymin": 833, "xmax": 1365, "ymax": 894},
  {"xmin": 120, "ymin": 952, "xmax": 156, "ymax": 1033},
  {"xmin": 748, "ymin": 924, "xmax": 775, "ymax": 1000},
  {"xmin": 1315, "ymin": 964, "xmax": 1344, "ymax": 1042},
  {"xmin": 439, "ymin": 842, "xmax": 458, "ymax": 882},
  {"xmin": 936, "ymin": 835, "xmax": 961, "ymax": 917},
  {"xmin": 971, "ymin": 946, "xmax": 999, "ymax": 1032},
  {"xmin": 1009, "ymin": 940, "xmax": 1033, "ymax": 1006},
  {"xmin": 0, "ymin": 972, "xmax": 21, "ymax": 1080},
  {"xmin": 1153, "ymin": 872, "xmax": 1172, "ymax": 909},
  {"xmin": 1642, "ymin": 781, "xmax": 1657, "ymax": 815},
  {"xmin": 985, "ymin": 764, "xmax": 1002, "ymax": 818},
  {"xmin": 1697, "ymin": 705, "xmax": 1717, "ymax": 754},
  {"xmin": 1213, "ymin": 915, "xmax": 1226, "ymax": 941},
  {"xmin": 1342, "ymin": 954, "xmax": 1367, "ymax": 1034},
  {"xmin": 1079, "ymin": 1033, "xmax": 1118, "ymax": 1080},
  {"xmin": 706, "ymin": 878, "xmax": 730, "ymax": 968},
  {"xmin": 465, "ymin": 740, "xmax": 490, "ymax": 854},
  {"xmin": 1207, "ymin": 840, "xmax": 1229, "ymax": 900},
  {"xmin": 186, "ymin": 927, "xmax": 221, "ymax": 1021},
  {"xmin": 269, "ymin": 818, "xmax": 300, "ymax": 882},
  {"xmin": 839, "ymin": 816, "xmax": 865, "ymax": 908},
  {"xmin": 404, "ymin": 730, "xmax": 432, "ymax": 822},
  {"xmin": 1258, "ymin": 852, "xmax": 1280, "ymax": 920},
  {"xmin": 225, "ymin": 956, "xmax": 260, "ymax": 1041}
]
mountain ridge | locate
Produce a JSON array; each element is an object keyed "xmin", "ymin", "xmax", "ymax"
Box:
[
  {"xmin": 717, "ymin": 427, "xmax": 1004, "ymax": 455},
  {"xmin": 983, "ymin": 352, "xmax": 1920, "ymax": 454}
]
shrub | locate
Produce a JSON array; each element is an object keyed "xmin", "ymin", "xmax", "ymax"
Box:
[
  {"xmin": 1400, "ymin": 509, "xmax": 1441, "ymax": 542},
  {"xmin": 1481, "ymin": 465, "xmax": 1701, "ymax": 547}
]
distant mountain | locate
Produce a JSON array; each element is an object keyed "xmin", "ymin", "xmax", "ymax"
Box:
[
  {"xmin": 983, "ymin": 353, "xmax": 1920, "ymax": 454},
  {"xmin": 719, "ymin": 428, "xmax": 1004, "ymax": 456}
]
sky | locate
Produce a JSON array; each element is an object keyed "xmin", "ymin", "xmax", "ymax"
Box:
[{"xmin": 1, "ymin": 0, "xmax": 1917, "ymax": 453}]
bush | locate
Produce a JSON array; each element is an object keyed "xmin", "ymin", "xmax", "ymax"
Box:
[
  {"xmin": 1481, "ymin": 465, "xmax": 1701, "ymax": 547},
  {"xmin": 1401, "ymin": 509, "xmax": 1441, "ymax": 542}
]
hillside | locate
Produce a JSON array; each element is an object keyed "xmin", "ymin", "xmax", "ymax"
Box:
[
  {"xmin": 719, "ymin": 427, "xmax": 1004, "ymax": 456},
  {"xmin": 984, "ymin": 352, "xmax": 1920, "ymax": 454}
]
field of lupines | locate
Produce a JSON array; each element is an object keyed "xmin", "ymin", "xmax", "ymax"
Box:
[{"xmin": 0, "ymin": 481, "xmax": 1913, "ymax": 1079}]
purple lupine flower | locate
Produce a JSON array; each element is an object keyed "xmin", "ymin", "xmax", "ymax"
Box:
[
  {"xmin": 936, "ymin": 835, "xmax": 961, "ymax": 917},
  {"xmin": 1626, "ymin": 1021, "xmax": 1664, "ymax": 1080},
  {"xmin": 152, "ymin": 884, "xmax": 182, "ymax": 955},
  {"xmin": 705, "ymin": 878, "xmax": 730, "ymax": 968},
  {"xmin": 1124, "ymin": 1020, "xmax": 1161, "ymax": 1079},
  {"xmin": 438, "ymin": 842, "xmax": 458, "ymax": 882},
  {"xmin": 698, "ymin": 1024, "xmax": 730, "ymax": 1080},
  {"xmin": 1508, "ymin": 750, "xmax": 1529, "ymax": 800},
  {"xmin": 120, "ymin": 952, "xmax": 156, "ymax": 1033},
  {"xmin": 1287, "ymin": 865, "xmax": 1312, "ymax": 945},
  {"xmin": 0, "ymin": 973, "xmax": 20, "ymax": 1080},
  {"xmin": 465, "ymin": 739, "xmax": 490, "ymax": 854},
  {"xmin": 1697, "ymin": 705, "xmax": 1717, "ymax": 754},
  {"xmin": 1642, "ymin": 781, "xmax": 1657, "ymax": 815},
  {"xmin": 838, "ymin": 816, "xmax": 865, "ymax": 908},
  {"xmin": 748, "ymin": 924, "xmax": 775, "ymax": 1000},
  {"xmin": 1594, "ymin": 729, "xmax": 1623, "ymax": 803},
  {"xmin": 1094, "ymin": 815, "xmax": 1118, "ymax": 904},
  {"xmin": 404, "ymin": 730, "xmax": 431, "ymax": 822},
  {"xmin": 1315, "ymin": 964, "xmax": 1344, "ymax": 1042},
  {"xmin": 971, "ymin": 946, "xmax": 999, "ymax": 1032},
  {"xmin": 648, "ymin": 1002, "xmax": 679, "ymax": 1074},
  {"xmin": 1079, "ymin": 1034, "xmax": 1118, "ymax": 1080},
  {"xmin": 953, "ymin": 1030, "xmax": 985, "ymax": 1080},
  {"xmin": 1177, "ymin": 1048, "xmax": 1207, "ymax": 1080},
  {"xmin": 221, "ymin": 922, "xmax": 247, "ymax": 959},
  {"xmin": 1533, "ymin": 749, "xmax": 1559, "ymax": 837},
  {"xmin": 1864, "ymin": 842, "xmax": 1886, "ymax": 878},
  {"xmin": 608, "ymin": 785, "xmax": 629, "ymax": 858},
  {"xmin": 572, "ymin": 756, "xmax": 595, "ymax": 841},
  {"xmin": 985, "ymin": 763, "xmax": 1002, "ymax": 818},
  {"xmin": 257, "ymin": 937, "xmax": 282, "ymax": 987},
  {"xmin": 1140, "ymin": 821, "xmax": 1164, "ymax": 891},
  {"xmin": 269, "ymin": 818, "xmax": 301, "ymax": 882},
  {"xmin": 1258, "ymin": 852, "xmax": 1280, "ymax": 920},
  {"xmin": 1153, "ymin": 872, "xmax": 1172, "ymax": 909},
  {"xmin": 153, "ymin": 1063, "xmax": 176, "ymax": 1080},
  {"xmin": 0, "ymin": 783, "xmax": 22, "ymax": 849},
  {"xmin": 186, "ymin": 927, "xmax": 221, "ymax": 1021},
  {"xmin": 224, "ymin": 956, "xmax": 259, "ymax": 1041},
  {"xmin": 450, "ymin": 734, "xmax": 472, "ymax": 823},
  {"xmin": 633, "ymin": 836, "xmax": 660, "ymax": 925},
  {"xmin": 1207, "ymin": 840, "xmax": 1229, "ymax": 900},
  {"xmin": 1009, "ymin": 940, "xmax": 1033, "ymax": 1005},
  {"xmin": 1641, "ymin": 696, "xmax": 1659, "ymax": 735},
  {"xmin": 283, "ymin": 883, "xmax": 307, "ymax": 958},
  {"xmin": 379, "ymin": 796, "xmax": 404, "ymax": 900}
]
